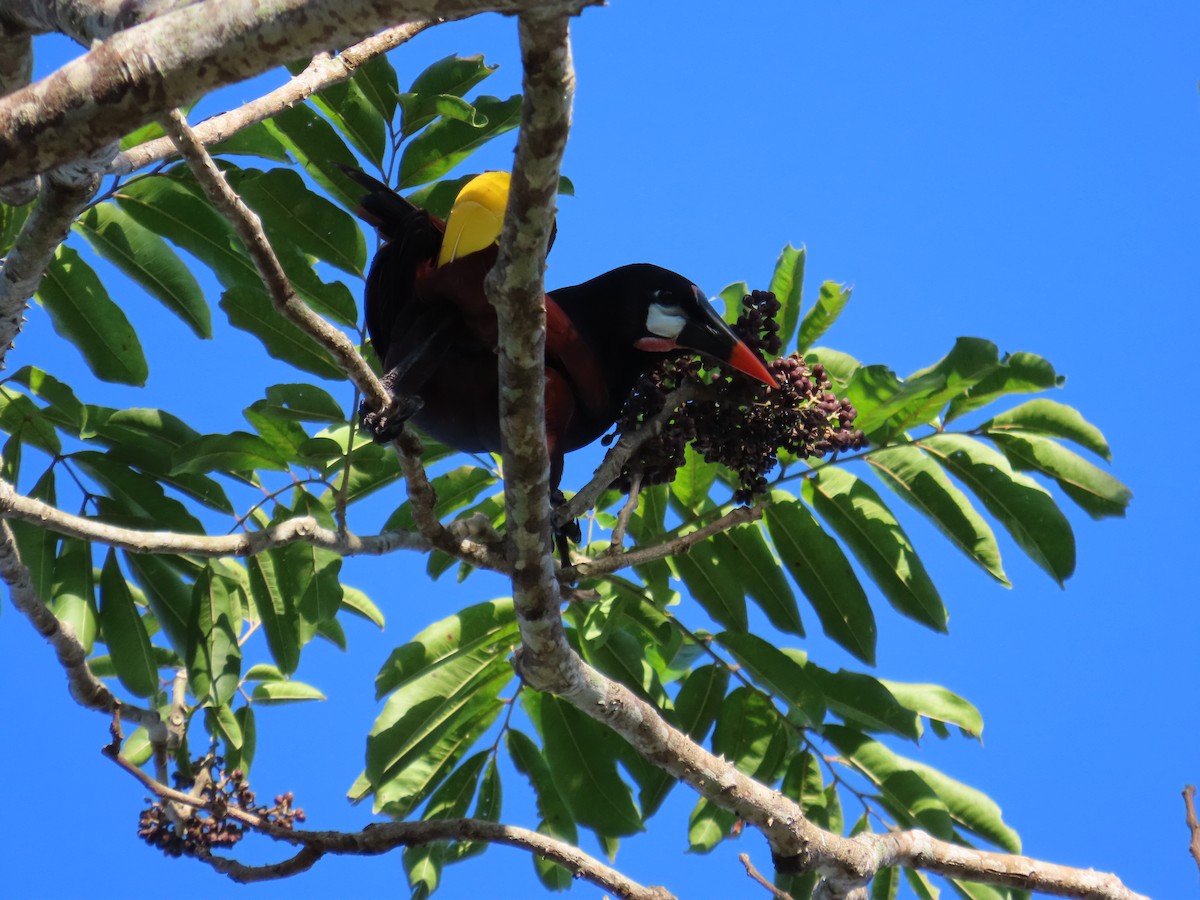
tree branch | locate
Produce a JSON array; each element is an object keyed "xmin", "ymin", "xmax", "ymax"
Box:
[
  {"xmin": 0, "ymin": 519, "xmax": 164, "ymax": 732},
  {"xmin": 0, "ymin": 145, "xmax": 114, "ymax": 368},
  {"xmin": 109, "ymin": 750, "xmax": 674, "ymax": 900},
  {"xmin": 0, "ymin": 0, "xmax": 595, "ymax": 185},
  {"xmin": 557, "ymin": 382, "xmax": 699, "ymax": 524},
  {"xmin": 0, "ymin": 472, "xmax": 508, "ymax": 570},
  {"xmin": 1184, "ymin": 785, "xmax": 1200, "ymax": 879},
  {"xmin": 111, "ymin": 21, "xmax": 432, "ymax": 176},
  {"xmin": 487, "ymin": 11, "xmax": 575, "ymax": 686}
]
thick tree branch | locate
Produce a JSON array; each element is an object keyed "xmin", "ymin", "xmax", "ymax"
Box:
[
  {"xmin": 0, "ymin": 0, "xmax": 595, "ymax": 185},
  {"xmin": 112, "ymin": 21, "xmax": 432, "ymax": 176},
  {"xmin": 1, "ymin": 0, "xmax": 199, "ymax": 42},
  {"xmin": 0, "ymin": 519, "xmax": 164, "ymax": 732},
  {"xmin": 109, "ymin": 751, "xmax": 673, "ymax": 900},
  {"xmin": 487, "ymin": 11, "xmax": 575, "ymax": 684}
]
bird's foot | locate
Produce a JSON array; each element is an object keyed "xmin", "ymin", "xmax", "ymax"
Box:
[
  {"xmin": 359, "ymin": 395, "xmax": 423, "ymax": 443},
  {"xmin": 551, "ymin": 490, "xmax": 582, "ymax": 581}
]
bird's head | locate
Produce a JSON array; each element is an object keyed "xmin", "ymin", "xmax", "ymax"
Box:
[{"xmin": 610, "ymin": 264, "xmax": 779, "ymax": 388}]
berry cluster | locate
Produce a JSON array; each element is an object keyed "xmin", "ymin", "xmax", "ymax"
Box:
[
  {"xmin": 610, "ymin": 290, "xmax": 866, "ymax": 502},
  {"xmin": 138, "ymin": 759, "xmax": 305, "ymax": 858}
]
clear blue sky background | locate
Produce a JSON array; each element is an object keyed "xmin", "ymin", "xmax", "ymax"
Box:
[{"xmin": 1, "ymin": 3, "xmax": 1197, "ymax": 898}]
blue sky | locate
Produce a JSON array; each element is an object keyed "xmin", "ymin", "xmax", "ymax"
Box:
[{"xmin": 1, "ymin": 2, "xmax": 1198, "ymax": 898}]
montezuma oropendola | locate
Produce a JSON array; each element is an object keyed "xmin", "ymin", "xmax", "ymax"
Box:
[{"xmin": 344, "ymin": 168, "xmax": 778, "ymax": 489}]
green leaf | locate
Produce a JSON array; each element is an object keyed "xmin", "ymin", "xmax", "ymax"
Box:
[
  {"xmin": 218, "ymin": 286, "xmax": 343, "ymax": 380},
  {"xmin": 11, "ymin": 366, "xmax": 87, "ymax": 437},
  {"xmin": 672, "ymin": 536, "xmax": 748, "ymax": 633},
  {"xmin": 768, "ymin": 243, "xmax": 806, "ymax": 353},
  {"xmin": 718, "ymin": 281, "xmax": 750, "ymax": 324},
  {"xmin": 254, "ymin": 383, "xmax": 345, "ymax": 423},
  {"xmin": 74, "ymin": 203, "xmax": 210, "ymax": 338},
  {"xmin": 207, "ymin": 703, "xmax": 243, "ymax": 749},
  {"xmin": 283, "ymin": 492, "xmax": 343, "ymax": 643},
  {"xmin": 228, "ymin": 168, "xmax": 366, "ymax": 276},
  {"xmin": 715, "ymin": 632, "xmax": 825, "ymax": 726},
  {"xmin": 765, "ymin": 494, "xmax": 876, "ymax": 664},
  {"xmin": 856, "ymin": 338, "xmax": 1000, "ymax": 439},
  {"xmin": 37, "ymin": 246, "xmax": 147, "ymax": 385},
  {"xmin": 384, "ymin": 465, "xmax": 497, "ymax": 532},
  {"xmin": 210, "ymin": 121, "xmax": 291, "ymax": 162},
  {"xmin": 982, "ymin": 398, "xmax": 1112, "ymax": 461},
  {"xmin": 247, "ymin": 551, "xmax": 300, "ymax": 675},
  {"xmin": 398, "ymin": 94, "xmax": 522, "ymax": 188},
  {"xmin": 538, "ymin": 694, "xmax": 643, "ymax": 837},
  {"xmin": 872, "ymin": 865, "xmax": 901, "ymax": 900},
  {"xmin": 582, "ymin": 629, "xmax": 667, "ymax": 709},
  {"xmin": 945, "ymin": 352, "xmax": 1064, "ymax": 424},
  {"xmin": 251, "ymin": 680, "xmax": 326, "ymax": 704},
  {"xmin": 867, "ymin": 445, "xmax": 1009, "ymax": 586},
  {"xmin": 711, "ymin": 687, "xmax": 788, "ymax": 781},
  {"xmin": 807, "ymin": 665, "xmax": 920, "ymax": 740},
  {"xmin": 187, "ymin": 566, "xmax": 241, "ymax": 708},
  {"xmin": 340, "ymin": 585, "xmax": 385, "ymax": 629},
  {"xmin": 637, "ymin": 664, "xmax": 730, "ymax": 819},
  {"xmin": 990, "ymin": 432, "xmax": 1131, "ymax": 519},
  {"xmin": 73, "ymin": 451, "xmax": 205, "ymax": 534},
  {"xmin": 98, "ymin": 550, "xmax": 159, "ymax": 698},
  {"xmin": 796, "ymin": 280, "xmax": 851, "ymax": 352},
  {"xmin": 356, "ymin": 54, "xmax": 400, "ymax": 125},
  {"xmin": 400, "ymin": 54, "xmax": 499, "ymax": 138},
  {"xmin": 116, "ymin": 174, "xmax": 260, "ymax": 289},
  {"xmin": 670, "ymin": 444, "xmax": 719, "ymax": 515},
  {"xmin": 688, "ymin": 798, "xmax": 737, "ymax": 853},
  {"xmin": 804, "ymin": 466, "xmax": 947, "ymax": 631},
  {"xmin": 878, "ymin": 680, "xmax": 984, "ymax": 740},
  {"xmin": 713, "ymin": 525, "xmax": 804, "ymax": 636},
  {"xmin": 8, "ymin": 467, "xmax": 58, "ymax": 603},
  {"xmin": 918, "ymin": 434, "xmax": 1075, "ymax": 585},
  {"xmin": 825, "ymin": 724, "xmax": 1020, "ymax": 852},
  {"xmin": 0, "ymin": 198, "xmax": 31, "ymax": 253},
  {"xmin": 124, "ymin": 552, "xmax": 192, "ymax": 655},
  {"xmin": 121, "ymin": 726, "xmax": 154, "ymax": 767},
  {"xmin": 0, "ymin": 387, "xmax": 60, "ymax": 453},
  {"xmin": 50, "ymin": 537, "xmax": 97, "ymax": 653},
  {"xmin": 89, "ymin": 407, "xmax": 233, "ymax": 513},
  {"xmin": 403, "ymin": 751, "xmax": 488, "ymax": 896},
  {"xmin": 225, "ymin": 706, "xmax": 257, "ymax": 775},
  {"xmin": 506, "ymin": 728, "xmax": 578, "ymax": 892},
  {"xmin": 308, "ymin": 69, "xmax": 389, "ymax": 168},
  {"xmin": 843, "ymin": 364, "xmax": 904, "ymax": 428},
  {"xmin": 171, "ymin": 431, "xmax": 288, "ymax": 476},
  {"xmin": 263, "ymin": 103, "xmax": 363, "ymax": 210},
  {"xmin": 361, "ymin": 600, "xmax": 516, "ymax": 815}
]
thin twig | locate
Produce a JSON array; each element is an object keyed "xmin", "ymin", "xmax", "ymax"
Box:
[
  {"xmin": 740, "ymin": 853, "xmax": 794, "ymax": 900},
  {"xmin": 112, "ymin": 21, "xmax": 432, "ymax": 175},
  {"xmin": 608, "ymin": 472, "xmax": 641, "ymax": 551},
  {"xmin": 1184, "ymin": 785, "xmax": 1200, "ymax": 878},
  {"xmin": 558, "ymin": 382, "xmax": 699, "ymax": 524}
]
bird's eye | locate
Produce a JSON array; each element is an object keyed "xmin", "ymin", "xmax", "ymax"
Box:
[{"xmin": 646, "ymin": 302, "xmax": 687, "ymax": 340}]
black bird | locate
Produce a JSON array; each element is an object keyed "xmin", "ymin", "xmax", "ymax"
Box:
[{"xmin": 345, "ymin": 168, "xmax": 777, "ymax": 489}]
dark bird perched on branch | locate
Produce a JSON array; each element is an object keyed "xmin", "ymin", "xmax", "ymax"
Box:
[{"xmin": 343, "ymin": 168, "xmax": 777, "ymax": 490}]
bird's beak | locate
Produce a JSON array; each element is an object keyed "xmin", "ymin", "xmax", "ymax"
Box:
[{"xmin": 676, "ymin": 286, "xmax": 779, "ymax": 388}]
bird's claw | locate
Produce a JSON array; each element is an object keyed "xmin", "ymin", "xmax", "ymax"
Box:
[{"xmin": 359, "ymin": 395, "xmax": 423, "ymax": 443}]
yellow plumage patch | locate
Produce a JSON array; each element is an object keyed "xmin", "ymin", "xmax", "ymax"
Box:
[{"xmin": 437, "ymin": 171, "xmax": 511, "ymax": 267}]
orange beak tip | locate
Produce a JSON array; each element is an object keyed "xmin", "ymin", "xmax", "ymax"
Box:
[{"xmin": 728, "ymin": 341, "xmax": 778, "ymax": 389}]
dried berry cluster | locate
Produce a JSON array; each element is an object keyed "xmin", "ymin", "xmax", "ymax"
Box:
[
  {"xmin": 610, "ymin": 289, "xmax": 866, "ymax": 502},
  {"xmin": 138, "ymin": 759, "xmax": 305, "ymax": 858}
]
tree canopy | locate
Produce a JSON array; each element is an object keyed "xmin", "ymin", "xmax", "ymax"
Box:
[{"xmin": 1, "ymin": 3, "xmax": 1193, "ymax": 899}]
